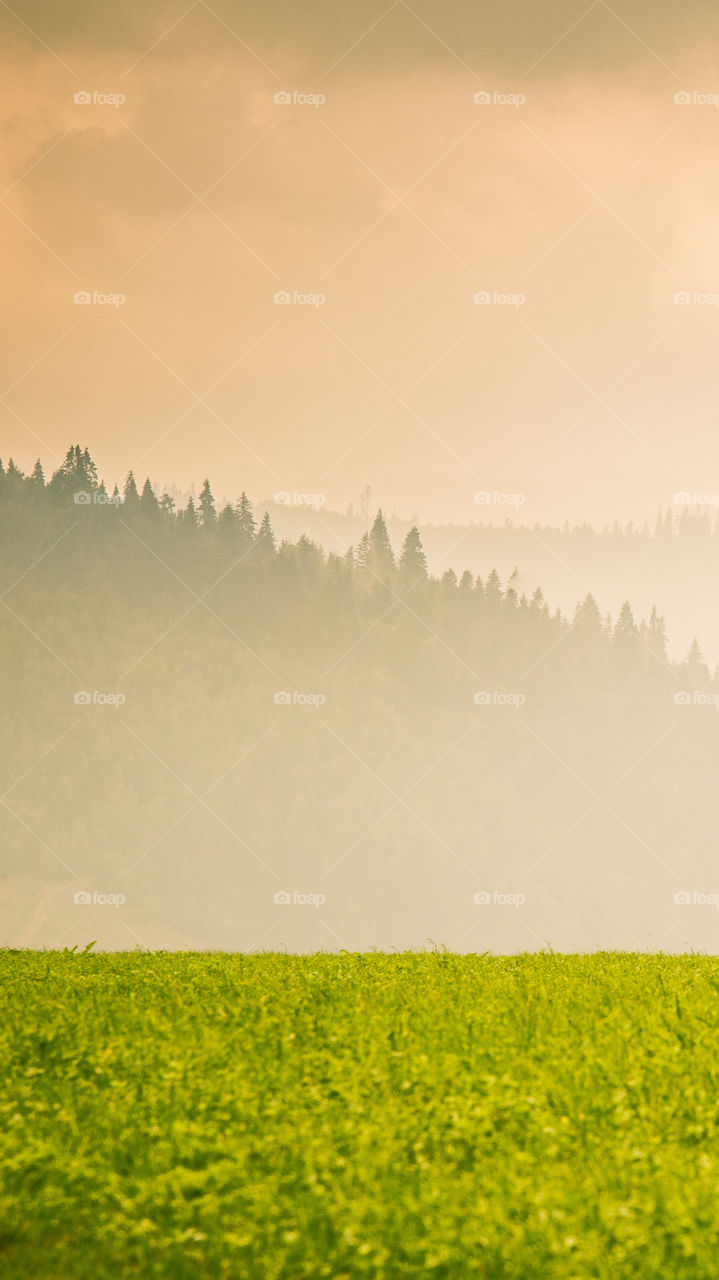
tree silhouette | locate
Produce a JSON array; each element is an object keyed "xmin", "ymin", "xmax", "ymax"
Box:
[
  {"xmin": 399, "ymin": 526, "xmax": 428, "ymax": 587},
  {"xmin": 198, "ymin": 479, "xmax": 217, "ymax": 529}
]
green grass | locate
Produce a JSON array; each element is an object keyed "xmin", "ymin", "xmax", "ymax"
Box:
[{"xmin": 2, "ymin": 952, "xmax": 719, "ymax": 1278}]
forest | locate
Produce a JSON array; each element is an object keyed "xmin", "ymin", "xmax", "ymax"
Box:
[{"xmin": 1, "ymin": 447, "xmax": 717, "ymax": 951}]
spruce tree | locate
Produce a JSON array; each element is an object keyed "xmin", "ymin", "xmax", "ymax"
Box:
[
  {"xmin": 236, "ymin": 493, "xmax": 256, "ymax": 547},
  {"xmin": 140, "ymin": 478, "xmax": 160, "ymax": 519},
  {"xmin": 255, "ymin": 511, "xmax": 276, "ymax": 560},
  {"xmin": 398, "ymin": 526, "xmax": 428, "ymax": 585},
  {"xmin": 367, "ymin": 510, "xmax": 395, "ymax": 583},
  {"xmin": 123, "ymin": 471, "xmax": 140, "ymax": 507},
  {"xmin": 198, "ymin": 479, "xmax": 217, "ymax": 529}
]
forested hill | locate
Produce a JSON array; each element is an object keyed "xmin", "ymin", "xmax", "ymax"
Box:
[{"xmin": 1, "ymin": 446, "xmax": 718, "ymax": 952}]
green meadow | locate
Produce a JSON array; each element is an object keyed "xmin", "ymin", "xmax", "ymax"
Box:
[{"xmin": 2, "ymin": 951, "xmax": 719, "ymax": 1278}]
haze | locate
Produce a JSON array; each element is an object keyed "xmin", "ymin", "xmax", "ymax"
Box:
[{"xmin": 2, "ymin": 0, "xmax": 719, "ymax": 525}]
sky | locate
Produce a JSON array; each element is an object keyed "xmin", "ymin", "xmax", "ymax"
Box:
[{"xmin": 2, "ymin": 0, "xmax": 719, "ymax": 525}]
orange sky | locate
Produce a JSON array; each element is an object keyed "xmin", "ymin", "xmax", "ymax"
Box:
[{"xmin": 2, "ymin": 0, "xmax": 719, "ymax": 524}]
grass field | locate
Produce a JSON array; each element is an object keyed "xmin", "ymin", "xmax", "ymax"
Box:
[{"xmin": 2, "ymin": 951, "xmax": 719, "ymax": 1278}]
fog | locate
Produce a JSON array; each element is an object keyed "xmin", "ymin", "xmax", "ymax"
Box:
[{"xmin": 2, "ymin": 451, "xmax": 718, "ymax": 954}]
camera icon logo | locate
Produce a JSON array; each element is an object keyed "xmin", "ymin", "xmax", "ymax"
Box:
[
  {"xmin": 474, "ymin": 91, "xmax": 492, "ymax": 105},
  {"xmin": 274, "ymin": 291, "xmax": 292, "ymax": 304},
  {"xmin": 673, "ymin": 890, "xmax": 692, "ymax": 905},
  {"xmin": 74, "ymin": 691, "xmax": 92, "ymax": 705},
  {"xmin": 74, "ymin": 91, "xmax": 92, "ymax": 105},
  {"xmin": 74, "ymin": 491, "xmax": 92, "ymax": 505},
  {"xmin": 474, "ymin": 691, "xmax": 492, "ymax": 705},
  {"xmin": 673, "ymin": 691, "xmax": 692, "ymax": 705},
  {"xmin": 74, "ymin": 890, "xmax": 92, "ymax": 904},
  {"xmin": 273, "ymin": 491, "xmax": 291, "ymax": 504},
  {"xmin": 473, "ymin": 291, "xmax": 492, "ymax": 305},
  {"xmin": 274, "ymin": 691, "xmax": 292, "ymax": 705},
  {"xmin": 274, "ymin": 890, "xmax": 292, "ymax": 904},
  {"xmin": 674, "ymin": 91, "xmax": 691, "ymax": 105},
  {"xmin": 673, "ymin": 291, "xmax": 691, "ymax": 305},
  {"xmin": 474, "ymin": 890, "xmax": 492, "ymax": 904},
  {"xmin": 274, "ymin": 91, "xmax": 292, "ymax": 104},
  {"xmin": 74, "ymin": 291, "xmax": 92, "ymax": 304}
]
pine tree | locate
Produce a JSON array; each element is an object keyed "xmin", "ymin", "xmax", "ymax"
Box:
[
  {"xmin": 235, "ymin": 492, "xmax": 256, "ymax": 546},
  {"xmin": 354, "ymin": 532, "xmax": 370, "ymax": 573},
  {"xmin": 123, "ymin": 471, "xmax": 140, "ymax": 507},
  {"xmin": 140, "ymin": 478, "xmax": 160, "ymax": 519},
  {"xmin": 484, "ymin": 569, "xmax": 502, "ymax": 610},
  {"xmin": 5, "ymin": 459, "xmax": 25, "ymax": 493},
  {"xmin": 367, "ymin": 510, "xmax": 395, "ymax": 583},
  {"xmin": 198, "ymin": 479, "xmax": 217, "ymax": 529},
  {"xmin": 81, "ymin": 448, "xmax": 98, "ymax": 490},
  {"xmin": 28, "ymin": 458, "xmax": 45, "ymax": 491},
  {"xmin": 255, "ymin": 511, "xmax": 276, "ymax": 559},
  {"xmin": 218, "ymin": 502, "xmax": 239, "ymax": 540},
  {"xmin": 181, "ymin": 496, "xmax": 197, "ymax": 530},
  {"xmin": 612, "ymin": 601, "xmax": 640, "ymax": 671},
  {"xmin": 646, "ymin": 606, "xmax": 668, "ymax": 665},
  {"xmin": 398, "ymin": 526, "xmax": 428, "ymax": 586},
  {"xmin": 684, "ymin": 637, "xmax": 709, "ymax": 687}
]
